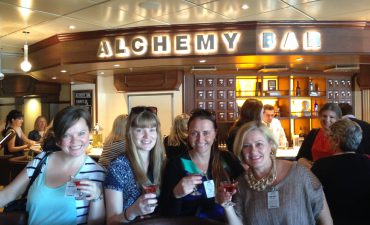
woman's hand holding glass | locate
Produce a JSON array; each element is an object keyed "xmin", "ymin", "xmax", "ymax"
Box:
[
  {"xmin": 133, "ymin": 192, "xmax": 158, "ymax": 217},
  {"xmin": 173, "ymin": 174, "xmax": 203, "ymax": 198},
  {"xmin": 74, "ymin": 179, "xmax": 102, "ymax": 201},
  {"xmin": 216, "ymin": 181, "xmax": 238, "ymax": 208}
]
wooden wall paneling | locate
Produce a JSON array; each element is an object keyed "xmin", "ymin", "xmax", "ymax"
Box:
[
  {"xmin": 358, "ymin": 65, "xmax": 370, "ymax": 89},
  {"xmin": 114, "ymin": 70, "xmax": 182, "ymax": 92}
]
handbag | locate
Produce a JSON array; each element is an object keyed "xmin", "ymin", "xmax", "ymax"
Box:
[{"xmin": 3, "ymin": 151, "xmax": 52, "ymax": 213}]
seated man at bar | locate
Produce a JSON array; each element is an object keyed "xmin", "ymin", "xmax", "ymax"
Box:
[
  {"xmin": 262, "ymin": 104, "xmax": 288, "ymax": 148},
  {"xmin": 311, "ymin": 119, "xmax": 370, "ymax": 225}
]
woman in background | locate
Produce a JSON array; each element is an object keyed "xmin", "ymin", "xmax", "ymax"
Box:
[
  {"xmin": 163, "ymin": 113, "xmax": 190, "ymax": 159},
  {"xmin": 2, "ymin": 109, "xmax": 34, "ymax": 156},
  {"xmin": 0, "ymin": 106, "xmax": 106, "ymax": 225},
  {"xmin": 98, "ymin": 114, "xmax": 128, "ymax": 168},
  {"xmin": 296, "ymin": 103, "xmax": 342, "ymax": 169},
  {"xmin": 312, "ymin": 119, "xmax": 370, "ymax": 225},
  {"xmin": 226, "ymin": 99, "xmax": 263, "ymax": 152},
  {"xmin": 28, "ymin": 115, "xmax": 48, "ymax": 142},
  {"xmin": 104, "ymin": 106, "xmax": 165, "ymax": 224}
]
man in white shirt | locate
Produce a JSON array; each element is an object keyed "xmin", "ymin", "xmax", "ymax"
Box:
[{"xmin": 262, "ymin": 104, "xmax": 288, "ymax": 148}]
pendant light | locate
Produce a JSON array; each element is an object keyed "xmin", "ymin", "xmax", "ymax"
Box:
[
  {"xmin": 20, "ymin": 31, "xmax": 32, "ymax": 72},
  {"xmin": 0, "ymin": 51, "xmax": 4, "ymax": 80}
]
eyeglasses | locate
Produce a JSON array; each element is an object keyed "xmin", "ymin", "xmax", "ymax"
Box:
[{"xmin": 130, "ymin": 106, "xmax": 157, "ymax": 115}]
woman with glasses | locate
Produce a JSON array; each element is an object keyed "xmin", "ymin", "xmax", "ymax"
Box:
[
  {"xmin": 1, "ymin": 109, "xmax": 35, "ymax": 156},
  {"xmin": 159, "ymin": 109, "xmax": 244, "ymax": 222},
  {"xmin": 104, "ymin": 106, "xmax": 165, "ymax": 224},
  {"xmin": 0, "ymin": 106, "xmax": 106, "ymax": 225}
]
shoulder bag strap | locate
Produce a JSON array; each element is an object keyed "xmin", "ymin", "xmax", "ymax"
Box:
[{"xmin": 21, "ymin": 151, "xmax": 52, "ymax": 198}]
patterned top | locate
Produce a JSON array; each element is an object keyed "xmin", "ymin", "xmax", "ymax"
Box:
[
  {"xmin": 104, "ymin": 155, "xmax": 141, "ymax": 210},
  {"xmin": 234, "ymin": 162, "xmax": 324, "ymax": 225},
  {"xmin": 98, "ymin": 140, "xmax": 125, "ymax": 168},
  {"xmin": 26, "ymin": 152, "xmax": 106, "ymax": 225}
]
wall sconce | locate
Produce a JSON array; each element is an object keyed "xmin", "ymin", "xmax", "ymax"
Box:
[
  {"xmin": 20, "ymin": 31, "xmax": 32, "ymax": 72},
  {"xmin": 0, "ymin": 52, "xmax": 4, "ymax": 80}
]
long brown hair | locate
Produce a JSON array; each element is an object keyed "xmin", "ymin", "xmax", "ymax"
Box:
[
  {"xmin": 188, "ymin": 109, "xmax": 228, "ymax": 187},
  {"xmin": 125, "ymin": 108, "xmax": 165, "ymax": 186}
]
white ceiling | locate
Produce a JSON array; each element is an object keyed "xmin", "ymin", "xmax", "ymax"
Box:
[{"xmin": 0, "ymin": 0, "xmax": 369, "ymax": 76}]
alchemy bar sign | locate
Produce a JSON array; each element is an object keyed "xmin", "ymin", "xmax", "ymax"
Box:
[{"xmin": 97, "ymin": 30, "xmax": 321, "ymax": 59}]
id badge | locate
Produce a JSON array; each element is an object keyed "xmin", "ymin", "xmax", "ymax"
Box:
[
  {"xmin": 203, "ymin": 180, "xmax": 215, "ymax": 198},
  {"xmin": 267, "ymin": 191, "xmax": 279, "ymax": 209},
  {"xmin": 65, "ymin": 181, "xmax": 77, "ymax": 197}
]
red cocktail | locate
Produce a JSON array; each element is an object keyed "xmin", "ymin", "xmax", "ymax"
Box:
[{"xmin": 143, "ymin": 184, "xmax": 158, "ymax": 194}]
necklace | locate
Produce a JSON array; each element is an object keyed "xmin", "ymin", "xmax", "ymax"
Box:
[{"xmin": 246, "ymin": 156, "xmax": 277, "ymax": 191}]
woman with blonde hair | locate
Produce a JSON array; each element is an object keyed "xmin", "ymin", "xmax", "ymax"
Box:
[
  {"xmin": 104, "ymin": 106, "xmax": 165, "ymax": 224},
  {"xmin": 98, "ymin": 114, "xmax": 128, "ymax": 168},
  {"xmin": 28, "ymin": 115, "xmax": 48, "ymax": 142},
  {"xmin": 163, "ymin": 113, "xmax": 190, "ymax": 159},
  {"xmin": 217, "ymin": 121, "xmax": 332, "ymax": 225}
]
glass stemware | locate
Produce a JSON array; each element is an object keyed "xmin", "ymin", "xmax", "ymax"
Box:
[{"xmin": 221, "ymin": 180, "xmax": 237, "ymax": 207}]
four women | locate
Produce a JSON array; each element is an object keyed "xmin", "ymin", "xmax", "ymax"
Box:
[{"xmin": 1, "ymin": 102, "xmax": 362, "ymax": 224}]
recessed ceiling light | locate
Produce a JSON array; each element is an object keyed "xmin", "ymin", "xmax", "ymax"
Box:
[
  {"xmin": 241, "ymin": 4, "xmax": 249, "ymax": 10},
  {"xmin": 51, "ymin": 76, "xmax": 57, "ymax": 80},
  {"xmin": 70, "ymin": 81, "xmax": 75, "ymax": 85},
  {"xmin": 114, "ymin": 64, "xmax": 120, "ymax": 67},
  {"xmin": 199, "ymin": 59, "xmax": 206, "ymax": 63},
  {"xmin": 100, "ymin": 71, "xmax": 105, "ymax": 75},
  {"xmin": 296, "ymin": 57, "xmax": 303, "ymax": 61},
  {"xmin": 138, "ymin": 1, "xmax": 160, "ymax": 10},
  {"xmin": 69, "ymin": 25, "xmax": 76, "ymax": 30},
  {"xmin": 60, "ymin": 70, "xmax": 67, "ymax": 73}
]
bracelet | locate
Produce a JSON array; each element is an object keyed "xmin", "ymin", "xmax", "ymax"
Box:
[
  {"xmin": 91, "ymin": 192, "xmax": 103, "ymax": 202},
  {"xmin": 123, "ymin": 208, "xmax": 134, "ymax": 222}
]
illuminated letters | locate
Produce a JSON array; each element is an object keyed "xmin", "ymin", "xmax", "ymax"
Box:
[
  {"xmin": 281, "ymin": 32, "xmax": 299, "ymax": 50},
  {"xmin": 97, "ymin": 40, "xmax": 113, "ymax": 57},
  {"xmin": 175, "ymin": 34, "xmax": 191, "ymax": 54},
  {"xmin": 222, "ymin": 32, "xmax": 241, "ymax": 51},
  {"xmin": 261, "ymin": 32, "xmax": 276, "ymax": 50},
  {"xmin": 152, "ymin": 35, "xmax": 170, "ymax": 54},
  {"xmin": 115, "ymin": 38, "xmax": 130, "ymax": 57},
  {"xmin": 304, "ymin": 31, "xmax": 321, "ymax": 50},
  {"xmin": 131, "ymin": 36, "xmax": 147, "ymax": 55},
  {"xmin": 195, "ymin": 33, "xmax": 217, "ymax": 53}
]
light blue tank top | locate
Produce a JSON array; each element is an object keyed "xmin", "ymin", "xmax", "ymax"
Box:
[{"xmin": 26, "ymin": 158, "xmax": 77, "ymax": 225}]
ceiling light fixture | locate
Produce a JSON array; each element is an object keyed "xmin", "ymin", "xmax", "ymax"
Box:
[
  {"xmin": 20, "ymin": 31, "xmax": 32, "ymax": 72},
  {"xmin": 199, "ymin": 59, "xmax": 206, "ymax": 63},
  {"xmin": 61, "ymin": 69, "xmax": 67, "ymax": 73},
  {"xmin": 114, "ymin": 64, "xmax": 120, "ymax": 67},
  {"xmin": 241, "ymin": 4, "xmax": 249, "ymax": 10},
  {"xmin": 69, "ymin": 25, "xmax": 76, "ymax": 30},
  {"xmin": 258, "ymin": 65, "xmax": 289, "ymax": 73},
  {"xmin": 0, "ymin": 52, "xmax": 4, "ymax": 80}
]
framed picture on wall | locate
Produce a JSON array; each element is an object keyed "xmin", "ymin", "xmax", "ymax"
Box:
[
  {"xmin": 73, "ymin": 90, "xmax": 93, "ymax": 119},
  {"xmin": 268, "ymin": 80, "xmax": 277, "ymax": 91}
]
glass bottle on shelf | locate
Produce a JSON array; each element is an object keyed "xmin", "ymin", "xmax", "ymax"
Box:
[
  {"xmin": 313, "ymin": 100, "xmax": 319, "ymax": 116},
  {"xmin": 296, "ymin": 81, "xmax": 301, "ymax": 96},
  {"xmin": 309, "ymin": 80, "xmax": 314, "ymax": 93}
]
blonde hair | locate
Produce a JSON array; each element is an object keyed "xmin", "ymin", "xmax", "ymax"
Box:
[
  {"xmin": 167, "ymin": 113, "xmax": 190, "ymax": 146},
  {"xmin": 233, "ymin": 121, "xmax": 277, "ymax": 164},
  {"xmin": 125, "ymin": 110, "xmax": 165, "ymax": 186},
  {"xmin": 104, "ymin": 114, "xmax": 128, "ymax": 145},
  {"xmin": 34, "ymin": 116, "xmax": 47, "ymax": 131}
]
